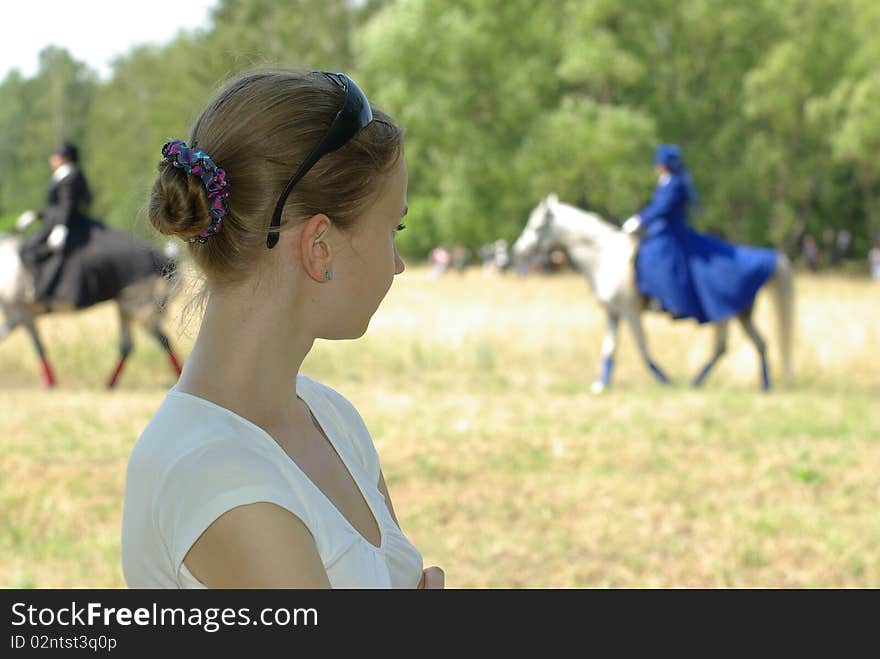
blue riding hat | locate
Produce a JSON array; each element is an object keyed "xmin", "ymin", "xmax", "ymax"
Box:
[
  {"xmin": 653, "ymin": 144, "xmax": 683, "ymax": 172},
  {"xmin": 653, "ymin": 143, "xmax": 700, "ymax": 208}
]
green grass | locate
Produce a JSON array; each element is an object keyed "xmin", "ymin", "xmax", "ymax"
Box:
[{"xmin": 1, "ymin": 266, "xmax": 878, "ymax": 587}]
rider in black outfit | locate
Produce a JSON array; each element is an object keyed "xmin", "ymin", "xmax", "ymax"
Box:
[{"xmin": 19, "ymin": 142, "xmax": 94, "ymax": 307}]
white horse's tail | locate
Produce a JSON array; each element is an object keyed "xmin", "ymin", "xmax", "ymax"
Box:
[
  {"xmin": 0, "ymin": 235, "xmax": 32, "ymax": 305},
  {"xmin": 155, "ymin": 241, "xmax": 182, "ymax": 308},
  {"xmin": 771, "ymin": 252, "xmax": 795, "ymax": 381}
]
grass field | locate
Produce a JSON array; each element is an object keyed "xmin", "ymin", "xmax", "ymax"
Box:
[{"xmin": 1, "ymin": 265, "xmax": 878, "ymax": 588}]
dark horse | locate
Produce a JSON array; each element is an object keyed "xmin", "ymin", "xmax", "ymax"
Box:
[{"xmin": 0, "ymin": 226, "xmax": 182, "ymax": 387}]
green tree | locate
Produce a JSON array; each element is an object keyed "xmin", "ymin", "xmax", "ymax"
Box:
[
  {"xmin": 742, "ymin": 0, "xmax": 857, "ymax": 246},
  {"xmin": 84, "ymin": 0, "xmax": 360, "ymax": 233},
  {"xmin": 0, "ymin": 47, "xmax": 97, "ymax": 218},
  {"xmin": 85, "ymin": 37, "xmax": 218, "ymax": 233},
  {"xmin": 209, "ymin": 0, "xmax": 354, "ymax": 71},
  {"xmin": 2, "ymin": 0, "xmax": 878, "ymax": 259},
  {"xmin": 357, "ymin": 0, "xmax": 572, "ymax": 251}
]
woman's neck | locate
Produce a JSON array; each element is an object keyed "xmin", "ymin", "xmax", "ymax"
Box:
[{"xmin": 175, "ymin": 285, "xmax": 315, "ymax": 432}]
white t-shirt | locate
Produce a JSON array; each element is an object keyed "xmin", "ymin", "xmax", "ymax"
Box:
[{"xmin": 121, "ymin": 374, "xmax": 423, "ymax": 588}]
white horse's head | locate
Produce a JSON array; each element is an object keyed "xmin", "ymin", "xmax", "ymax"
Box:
[{"xmin": 512, "ymin": 193, "xmax": 561, "ymax": 263}]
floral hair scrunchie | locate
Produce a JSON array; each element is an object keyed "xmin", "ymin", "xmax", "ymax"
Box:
[{"xmin": 161, "ymin": 140, "xmax": 230, "ymax": 242}]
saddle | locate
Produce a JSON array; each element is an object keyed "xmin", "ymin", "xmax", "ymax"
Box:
[{"xmin": 20, "ymin": 220, "xmax": 169, "ymax": 310}]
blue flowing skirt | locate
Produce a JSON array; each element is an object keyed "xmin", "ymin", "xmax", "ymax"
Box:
[{"xmin": 635, "ymin": 226, "xmax": 777, "ymax": 324}]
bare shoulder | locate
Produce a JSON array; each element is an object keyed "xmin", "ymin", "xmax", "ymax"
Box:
[{"xmin": 183, "ymin": 502, "xmax": 330, "ymax": 588}]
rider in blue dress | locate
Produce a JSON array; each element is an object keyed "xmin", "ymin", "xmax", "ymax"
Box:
[{"xmin": 625, "ymin": 144, "xmax": 777, "ymax": 324}]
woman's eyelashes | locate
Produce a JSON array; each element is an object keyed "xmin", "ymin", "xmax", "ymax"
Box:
[{"xmin": 395, "ymin": 223, "xmax": 407, "ymax": 233}]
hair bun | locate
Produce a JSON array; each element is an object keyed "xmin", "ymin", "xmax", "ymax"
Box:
[{"xmin": 148, "ymin": 160, "xmax": 212, "ymax": 240}]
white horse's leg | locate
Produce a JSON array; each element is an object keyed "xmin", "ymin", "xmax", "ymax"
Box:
[
  {"xmin": 691, "ymin": 320, "xmax": 729, "ymax": 387},
  {"xmin": 738, "ymin": 308, "xmax": 770, "ymax": 391},
  {"xmin": 107, "ymin": 305, "xmax": 134, "ymax": 388},
  {"xmin": 624, "ymin": 310, "xmax": 671, "ymax": 384},
  {"xmin": 591, "ymin": 311, "xmax": 620, "ymax": 394}
]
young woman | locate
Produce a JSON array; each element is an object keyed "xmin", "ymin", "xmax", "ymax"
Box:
[{"xmin": 121, "ymin": 70, "xmax": 443, "ymax": 589}]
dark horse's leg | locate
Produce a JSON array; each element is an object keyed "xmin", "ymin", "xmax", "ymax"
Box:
[
  {"xmin": 22, "ymin": 314, "xmax": 56, "ymax": 387},
  {"xmin": 152, "ymin": 325, "xmax": 182, "ymax": 378},
  {"xmin": 692, "ymin": 320, "xmax": 729, "ymax": 387},
  {"xmin": 107, "ymin": 304, "xmax": 182, "ymax": 388},
  {"xmin": 738, "ymin": 307, "xmax": 770, "ymax": 391},
  {"xmin": 107, "ymin": 305, "xmax": 134, "ymax": 388}
]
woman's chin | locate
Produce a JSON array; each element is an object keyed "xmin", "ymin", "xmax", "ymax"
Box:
[{"xmin": 320, "ymin": 321, "xmax": 370, "ymax": 341}]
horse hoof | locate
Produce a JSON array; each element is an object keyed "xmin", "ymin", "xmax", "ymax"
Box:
[{"xmin": 590, "ymin": 381, "xmax": 606, "ymax": 394}]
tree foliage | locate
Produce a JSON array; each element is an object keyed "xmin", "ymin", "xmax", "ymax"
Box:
[{"xmin": 1, "ymin": 0, "xmax": 877, "ymax": 255}]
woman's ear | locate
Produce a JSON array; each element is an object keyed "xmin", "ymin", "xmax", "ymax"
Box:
[{"xmin": 298, "ymin": 213, "xmax": 333, "ymax": 283}]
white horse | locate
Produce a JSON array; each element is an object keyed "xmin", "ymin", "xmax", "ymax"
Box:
[
  {"xmin": 0, "ymin": 232, "xmax": 183, "ymax": 387},
  {"xmin": 512, "ymin": 194, "xmax": 794, "ymax": 392}
]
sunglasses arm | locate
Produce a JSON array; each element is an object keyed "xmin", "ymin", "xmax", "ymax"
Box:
[{"xmin": 266, "ymin": 136, "xmax": 334, "ymax": 249}]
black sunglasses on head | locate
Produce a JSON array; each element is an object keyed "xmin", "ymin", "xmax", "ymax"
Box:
[{"xmin": 267, "ymin": 72, "xmax": 373, "ymax": 249}]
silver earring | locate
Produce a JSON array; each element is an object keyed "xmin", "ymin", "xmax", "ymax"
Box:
[{"xmin": 324, "ymin": 268, "xmax": 333, "ymax": 281}]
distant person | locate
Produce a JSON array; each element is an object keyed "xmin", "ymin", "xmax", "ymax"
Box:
[
  {"xmin": 534, "ymin": 248, "xmax": 560, "ymax": 274},
  {"xmin": 514, "ymin": 251, "xmax": 533, "ymax": 277},
  {"xmin": 17, "ymin": 142, "xmax": 94, "ymax": 308},
  {"xmin": 121, "ymin": 70, "xmax": 442, "ymax": 589},
  {"xmin": 835, "ymin": 229, "xmax": 852, "ymax": 264},
  {"xmin": 479, "ymin": 242, "xmax": 495, "ymax": 273},
  {"xmin": 870, "ymin": 241, "xmax": 880, "ymax": 280},
  {"xmin": 493, "ymin": 239, "xmax": 511, "ymax": 272},
  {"xmin": 822, "ymin": 227, "xmax": 835, "ymax": 266},
  {"xmin": 451, "ymin": 243, "xmax": 470, "ymax": 272},
  {"xmin": 801, "ymin": 234, "xmax": 819, "ymax": 271},
  {"xmin": 549, "ymin": 247, "xmax": 566, "ymax": 272},
  {"xmin": 622, "ymin": 144, "xmax": 777, "ymax": 323},
  {"xmin": 428, "ymin": 244, "xmax": 451, "ymax": 278}
]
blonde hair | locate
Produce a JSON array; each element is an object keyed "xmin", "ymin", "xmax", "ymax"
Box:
[{"xmin": 148, "ymin": 69, "xmax": 403, "ymax": 289}]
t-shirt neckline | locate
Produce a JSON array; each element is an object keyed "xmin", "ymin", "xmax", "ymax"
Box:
[{"xmin": 166, "ymin": 376, "xmax": 385, "ymax": 551}]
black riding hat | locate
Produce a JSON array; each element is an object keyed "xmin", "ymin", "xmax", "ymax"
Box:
[{"xmin": 54, "ymin": 141, "xmax": 79, "ymax": 163}]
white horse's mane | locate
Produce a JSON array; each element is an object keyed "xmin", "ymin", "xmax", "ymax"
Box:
[
  {"xmin": 543, "ymin": 195, "xmax": 620, "ymax": 241},
  {"xmin": 513, "ymin": 193, "xmax": 638, "ymax": 312}
]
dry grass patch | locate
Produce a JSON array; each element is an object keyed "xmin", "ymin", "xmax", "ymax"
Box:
[{"xmin": 1, "ymin": 267, "xmax": 878, "ymax": 587}]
